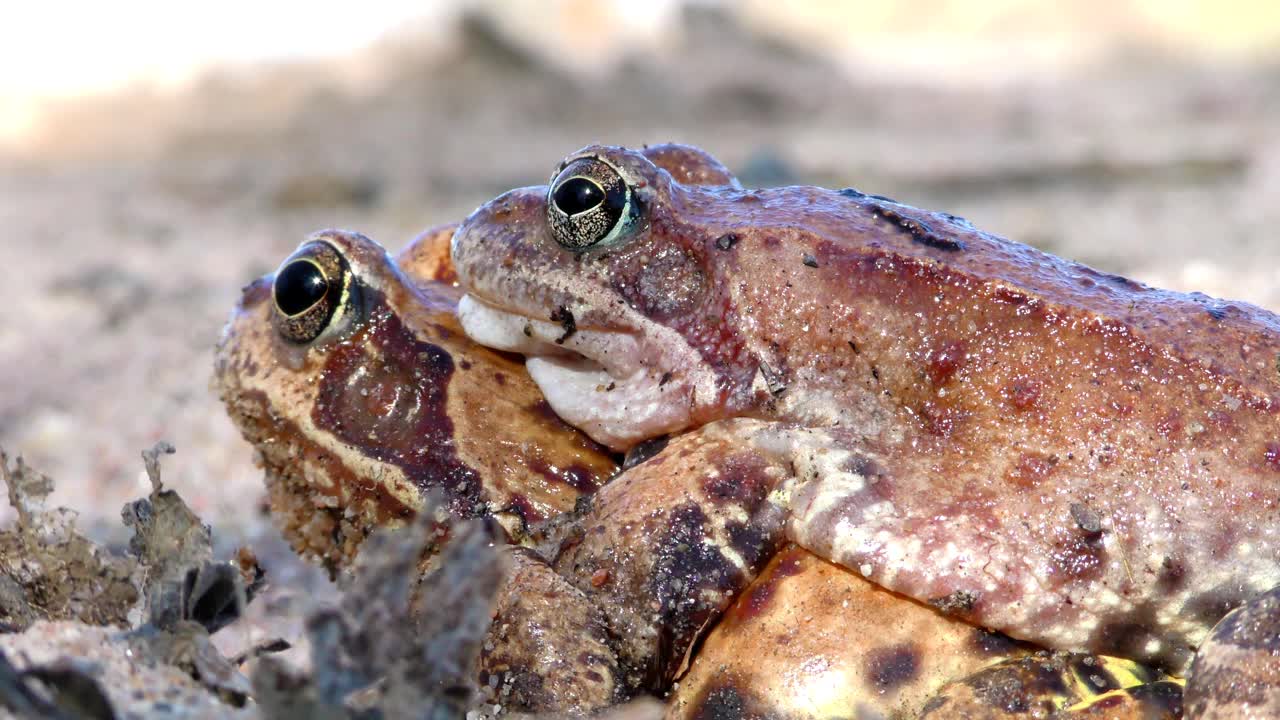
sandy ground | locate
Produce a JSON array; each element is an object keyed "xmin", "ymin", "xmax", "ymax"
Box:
[{"xmin": 2, "ymin": 8, "xmax": 1278, "ymax": 575}]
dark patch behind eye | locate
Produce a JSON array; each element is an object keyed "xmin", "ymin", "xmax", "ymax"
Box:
[{"xmin": 312, "ymin": 289, "xmax": 484, "ymax": 519}]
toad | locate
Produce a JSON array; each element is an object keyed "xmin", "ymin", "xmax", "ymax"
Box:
[
  {"xmin": 452, "ymin": 143, "xmax": 1280, "ymax": 689},
  {"xmin": 213, "ymin": 226, "xmax": 616, "ymax": 570}
]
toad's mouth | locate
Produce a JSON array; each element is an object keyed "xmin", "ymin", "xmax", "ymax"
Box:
[{"xmin": 458, "ymin": 294, "xmax": 706, "ymax": 450}]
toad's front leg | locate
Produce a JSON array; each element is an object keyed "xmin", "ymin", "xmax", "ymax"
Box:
[{"xmin": 548, "ymin": 418, "xmax": 793, "ymax": 695}]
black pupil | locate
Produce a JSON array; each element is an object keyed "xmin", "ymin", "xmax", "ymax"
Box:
[
  {"xmin": 553, "ymin": 177, "xmax": 605, "ymax": 216},
  {"xmin": 275, "ymin": 261, "xmax": 328, "ymax": 316}
]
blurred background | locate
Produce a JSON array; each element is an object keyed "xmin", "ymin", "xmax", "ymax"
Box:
[{"xmin": 3, "ymin": 0, "xmax": 1279, "ymax": 547}]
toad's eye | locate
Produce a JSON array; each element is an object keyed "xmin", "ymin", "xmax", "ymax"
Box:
[
  {"xmin": 552, "ymin": 176, "xmax": 605, "ymax": 216},
  {"xmin": 547, "ymin": 157, "xmax": 639, "ymax": 250},
  {"xmin": 275, "ymin": 260, "xmax": 328, "ymax": 316},
  {"xmin": 271, "ymin": 241, "xmax": 356, "ymax": 343}
]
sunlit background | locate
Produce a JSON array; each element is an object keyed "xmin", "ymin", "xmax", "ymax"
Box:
[{"xmin": 3, "ymin": 0, "xmax": 1279, "ymax": 549}]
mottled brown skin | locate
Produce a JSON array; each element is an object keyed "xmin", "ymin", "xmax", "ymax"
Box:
[
  {"xmin": 213, "ymin": 228, "xmax": 617, "ymax": 570},
  {"xmin": 480, "ymin": 548, "xmax": 620, "ymax": 712},
  {"xmin": 671, "ymin": 543, "xmax": 1186, "ymax": 720},
  {"xmin": 452, "ymin": 144, "xmax": 1280, "ymax": 691},
  {"xmin": 551, "ymin": 419, "xmax": 791, "ymax": 694},
  {"xmin": 669, "ymin": 545, "xmax": 1037, "ymax": 720}
]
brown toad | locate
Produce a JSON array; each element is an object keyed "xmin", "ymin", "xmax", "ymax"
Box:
[
  {"xmin": 213, "ymin": 226, "xmax": 616, "ymax": 569},
  {"xmin": 451, "ymin": 143, "xmax": 1280, "ymax": 683}
]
